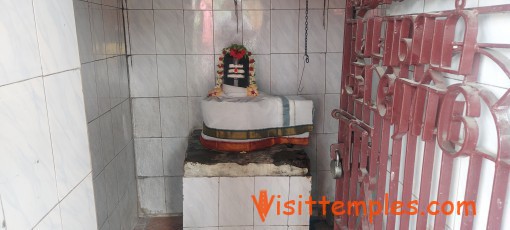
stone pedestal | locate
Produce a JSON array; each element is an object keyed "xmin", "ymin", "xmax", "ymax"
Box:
[{"xmin": 183, "ymin": 131, "xmax": 312, "ymax": 229}]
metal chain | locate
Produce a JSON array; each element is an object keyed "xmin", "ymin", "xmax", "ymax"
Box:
[
  {"xmin": 234, "ymin": 0, "xmax": 239, "ymax": 33},
  {"xmin": 304, "ymin": 0, "xmax": 310, "ymax": 63}
]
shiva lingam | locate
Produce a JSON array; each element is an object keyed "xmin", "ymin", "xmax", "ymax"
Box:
[{"xmin": 200, "ymin": 44, "xmax": 314, "ymax": 152}]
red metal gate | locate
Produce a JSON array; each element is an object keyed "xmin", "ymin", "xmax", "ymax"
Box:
[{"xmin": 331, "ymin": 0, "xmax": 510, "ymax": 229}]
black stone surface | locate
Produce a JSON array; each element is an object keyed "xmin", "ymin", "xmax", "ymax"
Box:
[{"xmin": 185, "ymin": 130, "xmax": 310, "ymax": 170}]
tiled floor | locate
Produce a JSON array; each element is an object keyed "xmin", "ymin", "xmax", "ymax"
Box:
[{"xmin": 133, "ymin": 216, "xmax": 332, "ymax": 230}]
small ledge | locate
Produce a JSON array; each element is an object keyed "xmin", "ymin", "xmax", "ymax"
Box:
[{"xmin": 184, "ymin": 130, "xmax": 310, "ymax": 177}]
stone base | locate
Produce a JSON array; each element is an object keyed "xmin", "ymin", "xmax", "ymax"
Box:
[{"xmin": 183, "ymin": 131, "xmax": 312, "ymax": 229}]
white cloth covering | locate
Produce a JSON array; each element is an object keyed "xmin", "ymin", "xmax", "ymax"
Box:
[
  {"xmin": 201, "ymin": 132, "xmax": 310, "ymax": 143},
  {"xmin": 201, "ymin": 91, "xmax": 314, "ymax": 131}
]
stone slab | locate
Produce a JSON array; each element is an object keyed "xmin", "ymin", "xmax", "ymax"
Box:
[{"xmin": 184, "ymin": 130, "xmax": 310, "ymax": 177}]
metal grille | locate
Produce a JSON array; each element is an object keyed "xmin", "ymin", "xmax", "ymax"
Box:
[{"xmin": 331, "ymin": 1, "xmax": 510, "ymax": 229}]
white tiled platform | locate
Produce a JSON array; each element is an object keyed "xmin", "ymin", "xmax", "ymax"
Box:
[
  {"xmin": 183, "ymin": 131, "xmax": 312, "ymax": 229},
  {"xmin": 183, "ymin": 176, "xmax": 312, "ymax": 229}
]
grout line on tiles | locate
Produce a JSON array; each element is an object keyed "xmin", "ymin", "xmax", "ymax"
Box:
[
  {"xmin": 33, "ymin": 172, "xmax": 93, "ymax": 227},
  {"xmin": 29, "ymin": 0, "xmax": 65, "ymax": 226}
]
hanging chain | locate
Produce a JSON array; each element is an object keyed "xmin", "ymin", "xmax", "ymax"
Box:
[
  {"xmin": 304, "ymin": 0, "xmax": 310, "ymax": 63},
  {"xmin": 234, "ymin": 0, "xmax": 239, "ymax": 33}
]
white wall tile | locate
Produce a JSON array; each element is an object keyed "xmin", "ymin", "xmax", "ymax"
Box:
[
  {"xmin": 298, "ymin": 53, "xmax": 326, "ymax": 95},
  {"xmin": 480, "ymin": 0, "xmax": 510, "ymax": 6},
  {"xmin": 163, "ymin": 138, "xmax": 187, "ymax": 176},
  {"xmin": 34, "ymin": 0, "xmax": 80, "ymax": 75},
  {"xmin": 111, "ymin": 101, "xmax": 132, "ymax": 154},
  {"xmin": 324, "ymin": 94, "xmax": 339, "ymax": 133},
  {"xmin": 104, "ymin": 161, "xmax": 119, "ymax": 215},
  {"xmin": 214, "ymin": 11, "xmax": 243, "ymax": 54},
  {"xmin": 90, "ymin": 3, "xmax": 107, "ymax": 60},
  {"xmin": 88, "ymin": 119, "xmax": 104, "ymax": 177},
  {"xmin": 44, "ymin": 70, "xmax": 91, "ymax": 199},
  {"xmin": 305, "ymin": 133, "xmax": 318, "ymax": 172},
  {"xmin": 299, "ymin": 10, "xmax": 327, "ymax": 53},
  {"xmin": 60, "ymin": 174, "xmax": 98, "ymax": 229},
  {"xmin": 108, "ymin": 203, "xmax": 121, "ymax": 230},
  {"xmin": 317, "ymin": 170, "xmax": 335, "ymax": 201},
  {"xmin": 126, "ymin": 141, "xmax": 137, "ymax": 184},
  {"xmin": 0, "ymin": 78, "xmax": 58, "ymax": 229},
  {"xmin": 100, "ymin": 220, "xmax": 110, "ymax": 230},
  {"xmin": 120, "ymin": 181, "xmax": 139, "ymax": 230},
  {"xmin": 254, "ymin": 177, "xmax": 289, "ymax": 225},
  {"xmin": 219, "ymin": 177, "xmax": 255, "ymax": 226},
  {"xmin": 316, "ymin": 133, "xmax": 337, "ymax": 171},
  {"xmin": 184, "ymin": 228, "xmax": 218, "ymax": 230},
  {"xmin": 74, "ymin": 0, "xmax": 94, "ymax": 63},
  {"xmin": 160, "ymin": 97, "xmax": 189, "ymax": 137},
  {"xmin": 326, "ymin": 9, "xmax": 345, "ymax": 53},
  {"xmin": 154, "ymin": 0, "xmax": 183, "ymax": 9},
  {"xmin": 138, "ymin": 177, "xmax": 167, "ymax": 215},
  {"xmin": 107, "ymin": 57, "xmax": 122, "ymax": 107},
  {"xmin": 183, "ymin": 177, "xmax": 219, "ymax": 227},
  {"xmin": 243, "ymin": 10, "xmax": 271, "ymax": 54},
  {"xmin": 93, "ymin": 171, "xmax": 109, "ymax": 229},
  {"xmin": 188, "ymin": 97, "xmax": 204, "ymax": 132},
  {"xmin": 254, "ymin": 227, "xmax": 287, "ymax": 230},
  {"xmin": 423, "ymin": 0, "xmax": 477, "ymax": 13},
  {"xmin": 127, "ymin": 0, "xmax": 153, "ymax": 9},
  {"xmin": 271, "ymin": 54, "xmax": 299, "ymax": 95},
  {"xmin": 184, "ymin": 10, "xmax": 215, "ymax": 54},
  {"xmin": 288, "ymin": 226, "xmax": 309, "ymax": 230},
  {"xmin": 186, "ymin": 55, "xmax": 215, "ymax": 96},
  {"xmin": 129, "ymin": 55, "xmax": 159, "ymax": 97},
  {"xmin": 99, "ymin": 112, "xmax": 116, "ymax": 166},
  {"xmin": 328, "ymin": 0, "xmax": 346, "ymax": 8},
  {"xmin": 155, "ymin": 10, "xmax": 186, "ymax": 54},
  {"xmin": 272, "ymin": 0, "xmax": 300, "ymax": 9},
  {"xmin": 387, "ymin": 0, "xmax": 425, "ymax": 15},
  {"xmin": 0, "ymin": 0, "xmax": 42, "ymax": 86},
  {"xmin": 214, "ymin": 0, "xmax": 241, "ymax": 10},
  {"xmin": 132, "ymin": 98, "xmax": 162, "ymax": 137},
  {"xmin": 33, "ymin": 205, "xmax": 62, "ymax": 230},
  {"xmin": 243, "ymin": 0, "xmax": 271, "ymax": 9},
  {"xmin": 183, "ymin": 0, "xmax": 213, "ymax": 10},
  {"xmin": 271, "ymin": 10, "xmax": 299, "ymax": 53},
  {"xmin": 114, "ymin": 149, "xmax": 131, "ymax": 199},
  {"xmin": 325, "ymin": 52, "xmax": 342, "ymax": 93},
  {"xmin": 158, "ymin": 55, "xmax": 188, "ymax": 97},
  {"xmin": 288, "ymin": 177, "xmax": 312, "ymax": 225},
  {"xmin": 220, "ymin": 227, "xmax": 253, "ymax": 230},
  {"xmin": 165, "ymin": 177, "xmax": 184, "ymax": 213},
  {"xmin": 128, "ymin": 10, "xmax": 156, "ymax": 54},
  {"xmin": 81, "ymin": 62, "xmax": 100, "ymax": 122},
  {"xmin": 103, "ymin": 7, "xmax": 120, "ymax": 57},
  {"xmin": 299, "ymin": 0, "xmax": 330, "ymax": 9},
  {"xmin": 95, "ymin": 60, "xmax": 112, "ymax": 114},
  {"xmin": 301, "ymin": 94, "xmax": 324, "ymax": 133},
  {"xmin": 135, "ymin": 138, "xmax": 164, "ymax": 176},
  {"xmin": 103, "ymin": 0, "xmax": 121, "ymax": 8},
  {"xmin": 252, "ymin": 55, "xmax": 271, "ymax": 93},
  {"xmin": 119, "ymin": 57, "xmax": 130, "ymax": 101}
]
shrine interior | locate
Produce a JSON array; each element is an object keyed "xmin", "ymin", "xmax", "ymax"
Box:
[{"xmin": 1, "ymin": 0, "xmax": 510, "ymax": 230}]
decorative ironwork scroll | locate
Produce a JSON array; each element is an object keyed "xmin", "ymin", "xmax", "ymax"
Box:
[{"xmin": 331, "ymin": 1, "xmax": 510, "ymax": 229}]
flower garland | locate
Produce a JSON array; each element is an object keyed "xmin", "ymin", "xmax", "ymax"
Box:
[{"xmin": 208, "ymin": 44, "xmax": 259, "ymax": 97}]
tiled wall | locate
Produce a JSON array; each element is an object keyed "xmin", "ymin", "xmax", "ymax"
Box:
[
  {"xmin": 183, "ymin": 176, "xmax": 311, "ymax": 229},
  {"xmin": 0, "ymin": 0, "xmax": 96, "ymax": 228},
  {"xmin": 125, "ymin": 0, "xmax": 345, "ymax": 215},
  {"xmin": 73, "ymin": 0, "xmax": 139, "ymax": 229}
]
